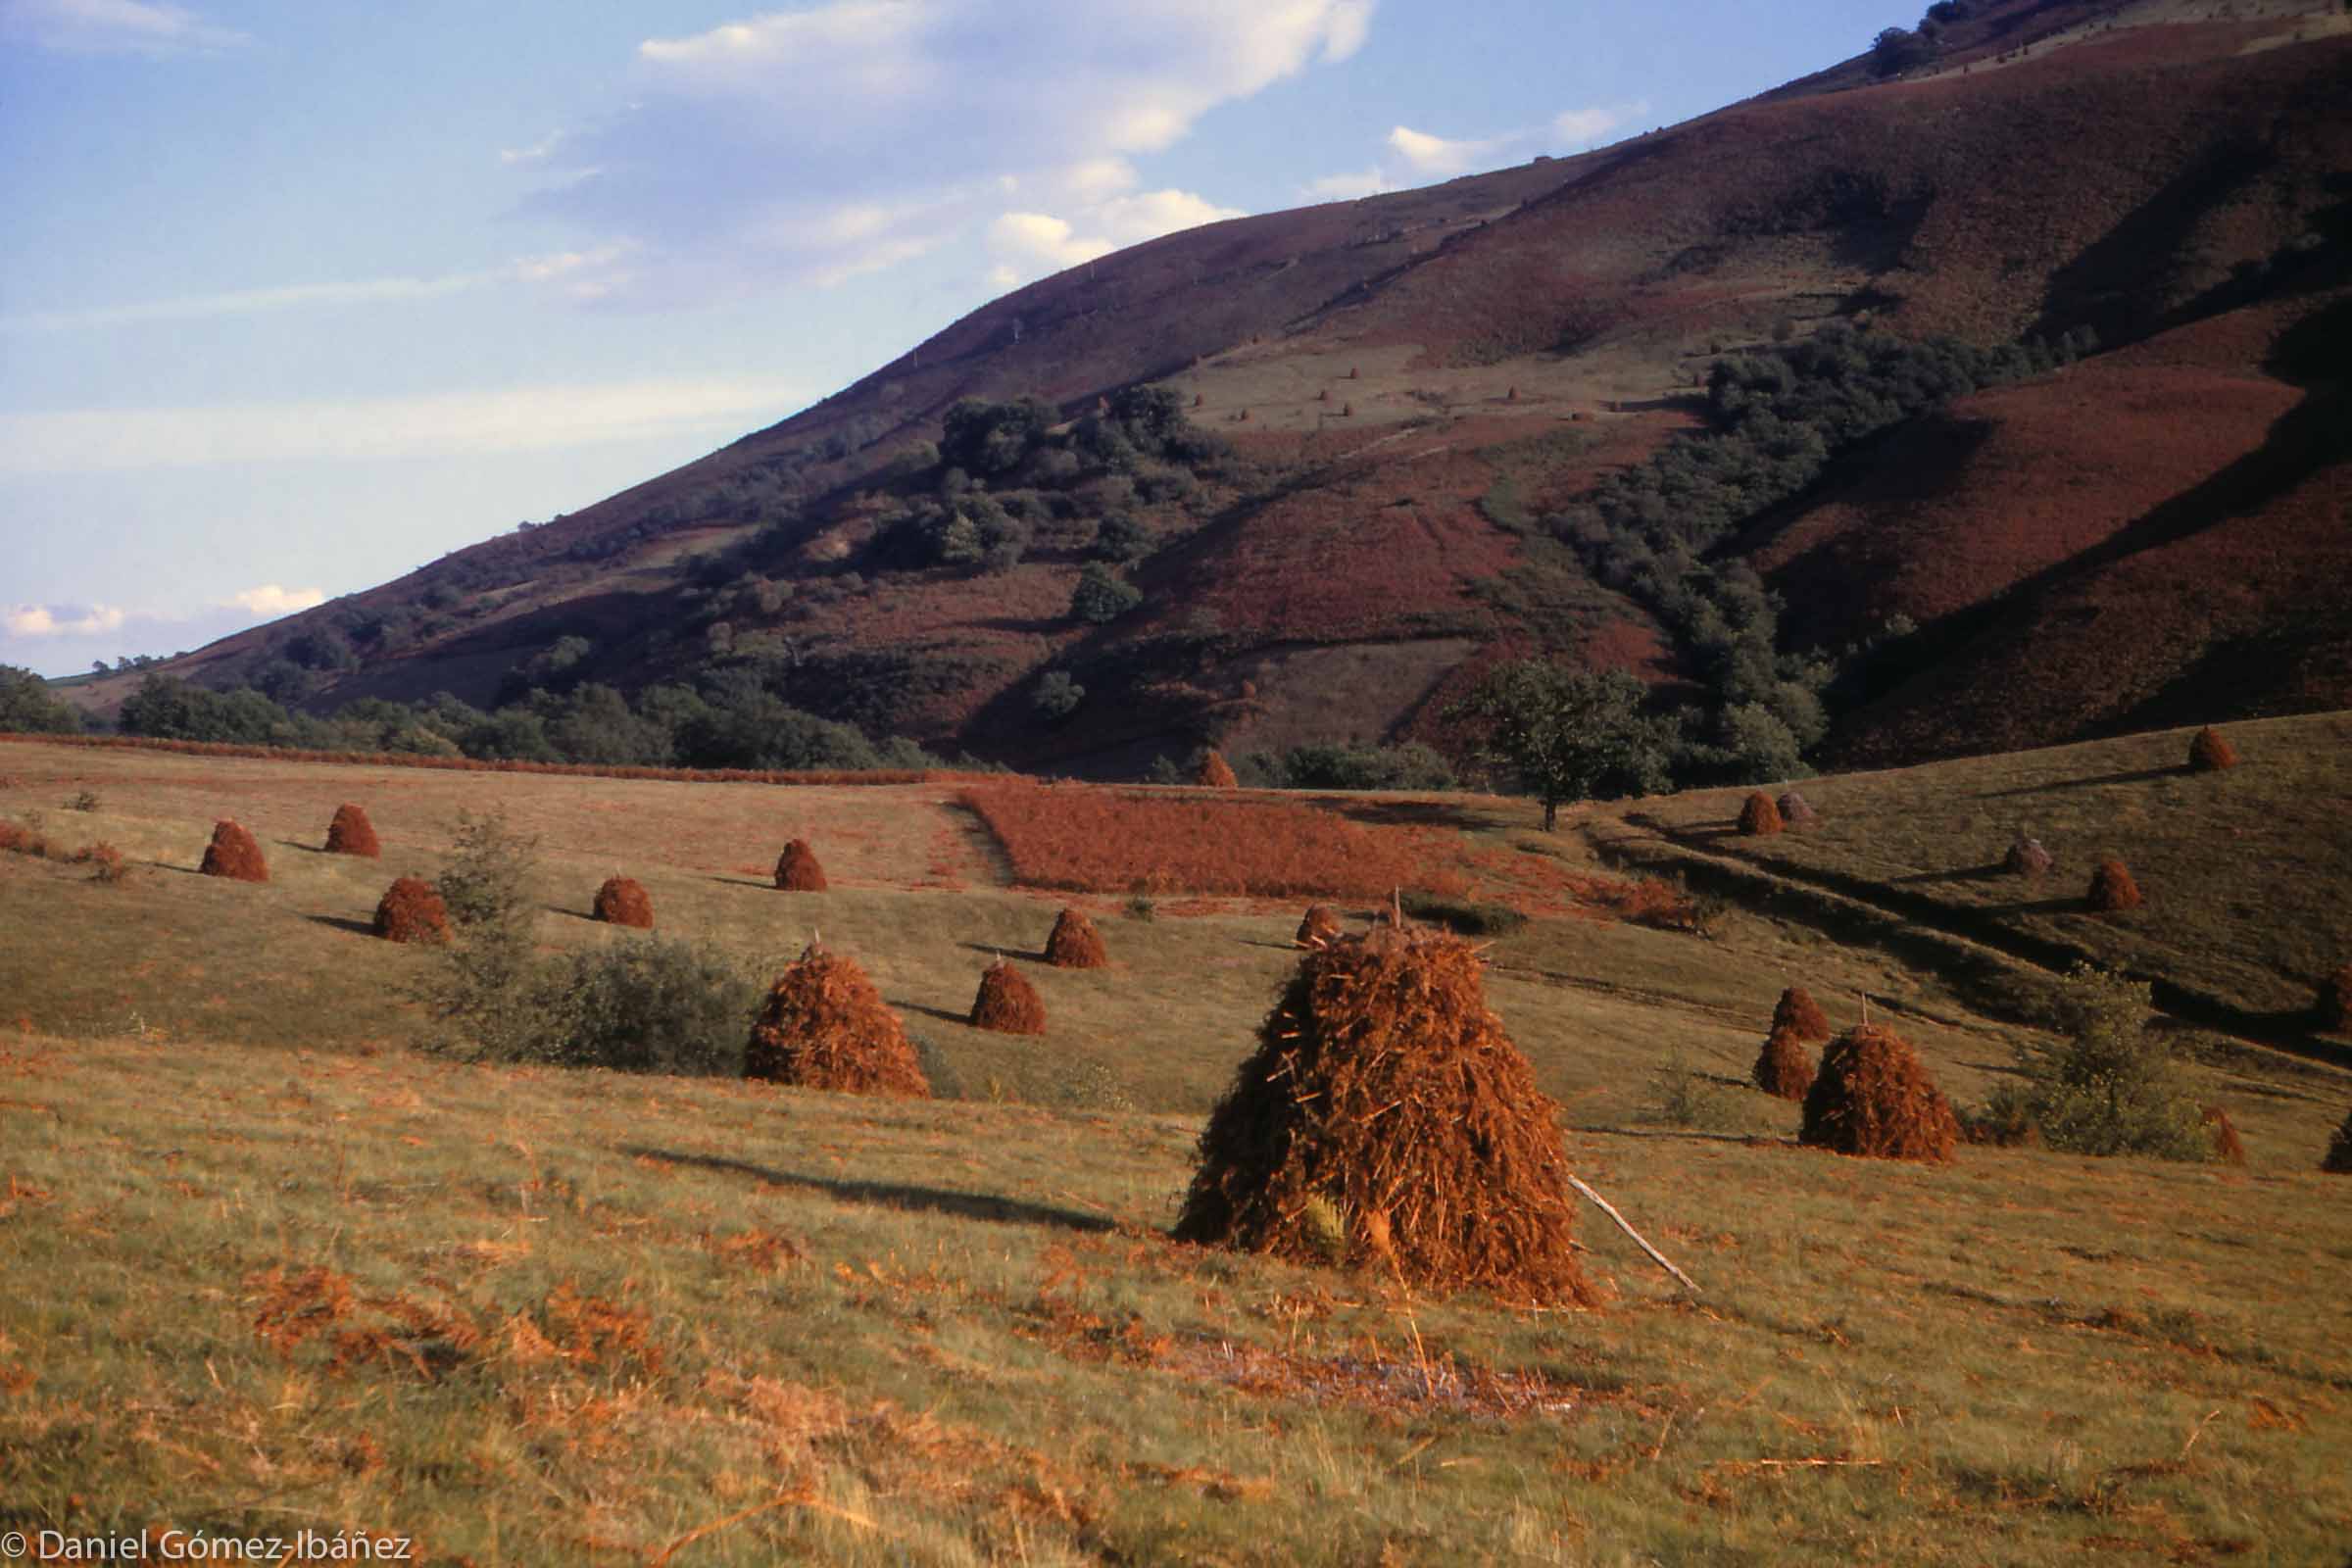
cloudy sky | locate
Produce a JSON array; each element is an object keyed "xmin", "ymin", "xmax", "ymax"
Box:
[{"xmin": 1, "ymin": 0, "xmax": 1896, "ymax": 676}]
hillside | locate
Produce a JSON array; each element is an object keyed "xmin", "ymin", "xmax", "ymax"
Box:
[{"xmin": 69, "ymin": 0, "xmax": 2352, "ymax": 781}]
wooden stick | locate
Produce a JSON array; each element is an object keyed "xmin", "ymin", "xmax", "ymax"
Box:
[{"xmin": 1566, "ymin": 1174, "xmax": 1699, "ymax": 1295}]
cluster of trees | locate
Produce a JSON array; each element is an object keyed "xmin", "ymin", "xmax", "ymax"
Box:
[
  {"xmin": 0, "ymin": 664, "xmax": 84, "ymax": 734},
  {"xmin": 1872, "ymin": 1, "xmax": 1972, "ymax": 75}
]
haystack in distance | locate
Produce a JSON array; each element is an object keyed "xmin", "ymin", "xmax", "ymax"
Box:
[
  {"xmin": 745, "ymin": 944, "xmax": 929, "ymax": 1098},
  {"xmin": 1175, "ymin": 925, "xmax": 1593, "ymax": 1305}
]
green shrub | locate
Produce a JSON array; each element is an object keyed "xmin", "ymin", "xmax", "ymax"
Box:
[
  {"xmin": 436, "ymin": 807, "xmax": 538, "ymax": 934},
  {"xmin": 1643, "ymin": 1052, "xmax": 1740, "ymax": 1130},
  {"xmin": 536, "ymin": 938, "xmax": 763, "ymax": 1075},
  {"xmin": 1981, "ymin": 964, "xmax": 2209, "ymax": 1159},
  {"xmin": 1070, "ymin": 564, "xmax": 1144, "ymax": 624}
]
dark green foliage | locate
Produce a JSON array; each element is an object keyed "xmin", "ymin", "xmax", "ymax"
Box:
[
  {"xmin": 1452, "ymin": 662, "xmax": 1677, "ymax": 830},
  {"xmin": 1872, "ymin": 25, "xmax": 1937, "ymax": 74},
  {"xmin": 1032, "ymin": 670, "xmax": 1085, "ymax": 720},
  {"xmin": 1088, "ymin": 512, "xmax": 1154, "ymax": 564},
  {"xmin": 436, "ymin": 807, "xmax": 538, "ymax": 936},
  {"xmin": 1981, "ymin": 964, "xmax": 2211, "ymax": 1160},
  {"xmin": 537, "ymin": 938, "xmax": 764, "ymax": 1075},
  {"xmin": 1244, "ymin": 742, "xmax": 1458, "ymax": 792},
  {"xmin": 1070, "ymin": 564, "xmax": 1144, "ymax": 624},
  {"xmin": 0, "ymin": 665, "xmax": 83, "ymax": 734},
  {"xmin": 940, "ymin": 397, "xmax": 1055, "ymax": 477},
  {"xmin": 117, "ymin": 675, "xmax": 300, "ymax": 746},
  {"xmin": 1398, "ymin": 891, "xmax": 1528, "ymax": 937}
]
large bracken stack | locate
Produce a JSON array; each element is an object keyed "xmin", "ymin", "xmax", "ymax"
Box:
[
  {"xmin": 593, "ymin": 876, "xmax": 654, "ymax": 929},
  {"xmin": 2316, "ymin": 964, "xmax": 2352, "ymax": 1033},
  {"xmin": 1043, "ymin": 906, "xmax": 1107, "ymax": 968},
  {"xmin": 323, "ymin": 804, "xmax": 381, "ymax": 858},
  {"xmin": 2202, "ymin": 1105, "xmax": 2246, "ymax": 1166},
  {"xmin": 970, "ymin": 959, "xmax": 1047, "ymax": 1034},
  {"xmin": 1771, "ymin": 986, "xmax": 1832, "ymax": 1044},
  {"xmin": 200, "ymin": 819, "xmax": 269, "ymax": 883},
  {"xmin": 372, "ymin": 877, "xmax": 450, "ymax": 945},
  {"xmin": 1174, "ymin": 927, "xmax": 1594, "ymax": 1304},
  {"xmin": 1799, "ymin": 1022, "xmax": 1959, "ymax": 1162},
  {"xmin": 1296, "ymin": 904, "xmax": 1345, "ymax": 948},
  {"xmin": 1777, "ymin": 790, "xmax": 1818, "ymax": 827},
  {"xmin": 773, "ymin": 839, "xmax": 828, "ymax": 891},
  {"xmin": 1752, "ymin": 1026, "xmax": 1816, "ymax": 1102},
  {"xmin": 2005, "ymin": 834, "xmax": 2054, "ymax": 877},
  {"xmin": 1738, "ymin": 792, "xmax": 1784, "ymax": 836},
  {"xmin": 2087, "ymin": 858, "xmax": 2141, "ymax": 912},
  {"xmin": 744, "ymin": 944, "xmax": 929, "ymax": 1097},
  {"xmin": 1196, "ymin": 750, "xmax": 1239, "ymax": 789},
  {"xmin": 2323, "ymin": 1109, "xmax": 2352, "ymax": 1175},
  {"xmin": 2187, "ymin": 726, "xmax": 2238, "ymax": 772}
]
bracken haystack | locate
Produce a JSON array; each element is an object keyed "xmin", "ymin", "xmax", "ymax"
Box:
[
  {"xmin": 2187, "ymin": 726, "xmax": 2238, "ymax": 772},
  {"xmin": 970, "ymin": 959, "xmax": 1047, "ymax": 1034},
  {"xmin": 2316, "ymin": 964, "xmax": 2352, "ymax": 1033},
  {"xmin": 1174, "ymin": 927, "xmax": 1595, "ymax": 1304},
  {"xmin": 745, "ymin": 944, "xmax": 929, "ymax": 1097},
  {"xmin": 200, "ymin": 819, "xmax": 269, "ymax": 883},
  {"xmin": 1771, "ymin": 985, "xmax": 1832, "ymax": 1044},
  {"xmin": 1777, "ymin": 790, "xmax": 1818, "ymax": 827},
  {"xmin": 1799, "ymin": 1022, "xmax": 1959, "ymax": 1163},
  {"xmin": 2005, "ymin": 834, "xmax": 2054, "ymax": 877},
  {"xmin": 372, "ymin": 876, "xmax": 450, "ymax": 945},
  {"xmin": 1296, "ymin": 904, "xmax": 1345, "ymax": 949},
  {"xmin": 1043, "ymin": 906, "xmax": 1107, "ymax": 968},
  {"xmin": 2323, "ymin": 1108, "xmax": 2352, "ymax": 1175},
  {"xmin": 1738, "ymin": 792, "xmax": 1783, "ymax": 836},
  {"xmin": 323, "ymin": 804, "xmax": 380, "ymax": 858},
  {"xmin": 1753, "ymin": 1025, "xmax": 1817, "ymax": 1102},
  {"xmin": 2202, "ymin": 1105, "xmax": 2246, "ymax": 1166},
  {"xmin": 1196, "ymin": 750, "xmax": 1239, "ymax": 789},
  {"xmin": 774, "ymin": 839, "xmax": 828, "ymax": 892},
  {"xmin": 593, "ymin": 876, "xmax": 654, "ymax": 929},
  {"xmin": 2087, "ymin": 858, "xmax": 2141, "ymax": 912}
]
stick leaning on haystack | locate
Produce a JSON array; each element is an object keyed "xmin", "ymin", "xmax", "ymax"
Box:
[{"xmin": 1565, "ymin": 1174, "xmax": 1700, "ymax": 1296}]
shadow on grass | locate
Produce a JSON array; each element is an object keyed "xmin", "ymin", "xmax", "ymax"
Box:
[
  {"xmin": 1319, "ymin": 797, "xmax": 1495, "ymax": 831},
  {"xmin": 1888, "ymin": 862, "xmax": 2010, "ymax": 886},
  {"xmin": 711, "ymin": 874, "xmax": 781, "ymax": 890},
  {"xmin": 622, "ymin": 1145, "xmax": 1117, "ymax": 1234},
  {"xmin": 1984, "ymin": 898, "xmax": 2093, "ymax": 916},
  {"xmin": 1975, "ymin": 765, "xmax": 2187, "ymax": 800},
  {"xmin": 274, "ymin": 839, "xmax": 332, "ymax": 856},
  {"xmin": 305, "ymin": 913, "xmax": 379, "ymax": 938},
  {"xmin": 1572, "ymin": 1125, "xmax": 1792, "ymax": 1147},
  {"xmin": 890, "ymin": 997, "xmax": 976, "ymax": 1029},
  {"xmin": 958, "ymin": 941, "xmax": 1049, "ymax": 964}
]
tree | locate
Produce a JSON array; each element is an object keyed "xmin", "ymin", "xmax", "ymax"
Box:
[
  {"xmin": 1032, "ymin": 669, "xmax": 1085, "ymax": 720},
  {"xmin": 1453, "ymin": 662, "xmax": 1676, "ymax": 830},
  {"xmin": 1981, "ymin": 964, "xmax": 2209, "ymax": 1159},
  {"xmin": 1069, "ymin": 564, "xmax": 1143, "ymax": 625},
  {"xmin": 0, "ymin": 664, "xmax": 83, "ymax": 734}
]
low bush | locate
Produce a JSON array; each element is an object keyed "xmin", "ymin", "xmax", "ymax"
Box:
[
  {"xmin": 2087, "ymin": 858, "xmax": 2141, "ymax": 913},
  {"xmin": 1979, "ymin": 964, "xmax": 2210, "ymax": 1161}
]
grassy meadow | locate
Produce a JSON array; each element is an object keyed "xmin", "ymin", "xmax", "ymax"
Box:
[{"xmin": 2, "ymin": 725, "xmax": 2349, "ymax": 1564}]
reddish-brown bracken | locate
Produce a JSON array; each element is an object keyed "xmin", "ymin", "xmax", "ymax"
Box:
[
  {"xmin": 744, "ymin": 944, "xmax": 929, "ymax": 1097},
  {"xmin": 200, "ymin": 819, "xmax": 269, "ymax": 883},
  {"xmin": 2187, "ymin": 725, "xmax": 2238, "ymax": 772},
  {"xmin": 1799, "ymin": 1023, "xmax": 1959, "ymax": 1163},
  {"xmin": 970, "ymin": 959, "xmax": 1047, "ymax": 1035},
  {"xmin": 373, "ymin": 877, "xmax": 450, "ymax": 945},
  {"xmin": 1753, "ymin": 1025, "xmax": 1817, "ymax": 1102},
  {"xmin": 323, "ymin": 804, "xmax": 381, "ymax": 858},
  {"xmin": 2087, "ymin": 858, "xmax": 2142, "ymax": 912},
  {"xmin": 774, "ymin": 840, "xmax": 828, "ymax": 891},
  {"xmin": 1738, "ymin": 792, "xmax": 1784, "ymax": 837},
  {"xmin": 1771, "ymin": 986, "xmax": 1832, "ymax": 1044},
  {"xmin": 1043, "ymin": 906, "xmax": 1107, "ymax": 968},
  {"xmin": 593, "ymin": 876, "xmax": 654, "ymax": 929}
]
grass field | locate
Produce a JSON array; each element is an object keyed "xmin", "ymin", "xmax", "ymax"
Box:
[{"xmin": 3, "ymin": 727, "xmax": 2349, "ymax": 1564}]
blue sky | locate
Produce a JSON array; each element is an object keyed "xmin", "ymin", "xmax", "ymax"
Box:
[{"xmin": 0, "ymin": 0, "xmax": 1899, "ymax": 676}]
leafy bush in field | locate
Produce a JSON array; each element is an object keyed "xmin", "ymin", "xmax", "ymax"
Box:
[
  {"xmin": 1450, "ymin": 662, "xmax": 1676, "ymax": 829},
  {"xmin": 1982, "ymin": 964, "xmax": 2210, "ymax": 1160},
  {"xmin": 0, "ymin": 664, "xmax": 83, "ymax": 735},
  {"xmin": 1243, "ymin": 742, "xmax": 1458, "ymax": 792},
  {"xmin": 1070, "ymin": 564, "xmax": 1144, "ymax": 624},
  {"xmin": 540, "ymin": 939, "xmax": 763, "ymax": 1075},
  {"xmin": 1032, "ymin": 670, "xmax": 1085, "ymax": 720}
]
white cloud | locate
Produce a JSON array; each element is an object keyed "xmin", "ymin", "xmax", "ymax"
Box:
[
  {"xmin": 5, "ymin": 603, "xmax": 124, "ymax": 637},
  {"xmin": 985, "ymin": 188, "xmax": 1246, "ymax": 288},
  {"xmin": 1388, "ymin": 124, "xmax": 1511, "ymax": 178},
  {"xmin": 0, "ymin": 375, "xmax": 811, "ymax": 474},
  {"xmin": 0, "ymin": 0, "xmax": 247, "ymax": 55},
  {"xmin": 1307, "ymin": 167, "xmax": 1391, "ymax": 201},
  {"xmin": 227, "ymin": 584, "xmax": 324, "ymax": 616},
  {"xmin": 520, "ymin": 0, "xmax": 1367, "ymax": 304},
  {"xmin": 1306, "ymin": 99, "xmax": 1648, "ymax": 201}
]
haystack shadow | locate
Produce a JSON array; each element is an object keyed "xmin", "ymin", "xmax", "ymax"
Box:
[
  {"xmin": 889, "ymin": 997, "xmax": 977, "ymax": 1028},
  {"xmin": 1889, "ymin": 862, "xmax": 2008, "ymax": 886},
  {"xmin": 957, "ymin": 941, "xmax": 1050, "ymax": 964},
  {"xmin": 1976, "ymin": 765, "xmax": 2185, "ymax": 800},
  {"xmin": 304, "ymin": 913, "xmax": 379, "ymax": 938},
  {"xmin": 621, "ymin": 1145, "xmax": 1115, "ymax": 1234}
]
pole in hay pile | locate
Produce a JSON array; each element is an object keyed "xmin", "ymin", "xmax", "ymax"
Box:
[{"xmin": 1566, "ymin": 1174, "xmax": 1700, "ymax": 1296}]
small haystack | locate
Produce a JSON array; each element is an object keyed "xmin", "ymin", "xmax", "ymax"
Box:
[
  {"xmin": 200, "ymin": 819, "xmax": 269, "ymax": 883},
  {"xmin": 1173, "ymin": 927, "xmax": 1594, "ymax": 1304},
  {"xmin": 323, "ymin": 804, "xmax": 380, "ymax": 858},
  {"xmin": 1196, "ymin": 750, "xmax": 1239, "ymax": 789},
  {"xmin": 1799, "ymin": 1022, "xmax": 1959, "ymax": 1163},
  {"xmin": 744, "ymin": 944, "xmax": 929, "ymax": 1097},
  {"xmin": 2004, "ymin": 834, "xmax": 2054, "ymax": 877},
  {"xmin": 593, "ymin": 876, "xmax": 654, "ymax": 929},
  {"xmin": 1752, "ymin": 1026, "xmax": 1816, "ymax": 1102},
  {"xmin": 2187, "ymin": 725, "xmax": 2238, "ymax": 772},
  {"xmin": 1737, "ymin": 792, "xmax": 1783, "ymax": 837},
  {"xmin": 1043, "ymin": 906, "xmax": 1107, "ymax": 968},
  {"xmin": 372, "ymin": 876, "xmax": 450, "ymax": 945},
  {"xmin": 2315, "ymin": 964, "xmax": 2352, "ymax": 1033},
  {"xmin": 1296, "ymin": 904, "xmax": 1345, "ymax": 949},
  {"xmin": 774, "ymin": 839, "xmax": 828, "ymax": 892},
  {"xmin": 970, "ymin": 959, "xmax": 1047, "ymax": 1034},
  {"xmin": 1777, "ymin": 790, "xmax": 1818, "ymax": 827},
  {"xmin": 1771, "ymin": 985, "xmax": 1832, "ymax": 1044},
  {"xmin": 2087, "ymin": 858, "xmax": 2141, "ymax": 912},
  {"xmin": 2202, "ymin": 1105, "xmax": 2246, "ymax": 1166},
  {"xmin": 2323, "ymin": 1108, "xmax": 2352, "ymax": 1175}
]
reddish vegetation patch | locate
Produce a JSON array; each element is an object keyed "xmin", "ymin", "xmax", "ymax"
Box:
[
  {"xmin": 1043, "ymin": 907, "xmax": 1107, "ymax": 969},
  {"xmin": 970, "ymin": 960, "xmax": 1047, "ymax": 1035},
  {"xmin": 2316, "ymin": 966, "xmax": 2352, "ymax": 1034},
  {"xmin": 2187, "ymin": 726, "xmax": 2238, "ymax": 772},
  {"xmin": 1771, "ymin": 987, "xmax": 1832, "ymax": 1045},
  {"xmin": 2005, "ymin": 835, "xmax": 2055, "ymax": 877},
  {"xmin": 77, "ymin": 842, "xmax": 128, "ymax": 884},
  {"xmin": 1737, "ymin": 793, "xmax": 1784, "ymax": 837},
  {"xmin": 593, "ymin": 876, "xmax": 655, "ymax": 929},
  {"xmin": 200, "ymin": 819, "xmax": 269, "ymax": 883},
  {"xmin": 372, "ymin": 877, "xmax": 450, "ymax": 946},
  {"xmin": 744, "ymin": 945, "xmax": 930, "ymax": 1098},
  {"xmin": 1176, "ymin": 928, "xmax": 1592, "ymax": 1305},
  {"xmin": 1196, "ymin": 751, "xmax": 1239, "ymax": 789},
  {"xmin": 1753, "ymin": 1027, "xmax": 1817, "ymax": 1102},
  {"xmin": 774, "ymin": 839, "xmax": 829, "ymax": 892},
  {"xmin": 1799, "ymin": 1023, "xmax": 1959, "ymax": 1164},
  {"xmin": 958, "ymin": 783, "xmax": 1470, "ymax": 901},
  {"xmin": 2087, "ymin": 858, "xmax": 2142, "ymax": 913},
  {"xmin": 1296, "ymin": 904, "xmax": 1345, "ymax": 949},
  {"xmin": 2323, "ymin": 1109, "xmax": 2352, "ymax": 1176},
  {"xmin": 1776, "ymin": 791, "xmax": 1818, "ymax": 827},
  {"xmin": 323, "ymin": 803, "xmax": 380, "ymax": 858},
  {"xmin": 2202, "ymin": 1105, "xmax": 2246, "ymax": 1167}
]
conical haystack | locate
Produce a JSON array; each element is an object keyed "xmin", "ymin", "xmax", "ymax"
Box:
[
  {"xmin": 2323, "ymin": 1108, "xmax": 2352, "ymax": 1175},
  {"xmin": 593, "ymin": 875, "xmax": 654, "ymax": 929},
  {"xmin": 1753, "ymin": 1025, "xmax": 1816, "ymax": 1102},
  {"xmin": 1777, "ymin": 790, "xmax": 1818, "ymax": 826},
  {"xmin": 2005, "ymin": 834, "xmax": 2054, "ymax": 877},
  {"xmin": 1799, "ymin": 1022, "xmax": 1958, "ymax": 1163},
  {"xmin": 372, "ymin": 876, "xmax": 449, "ymax": 945},
  {"xmin": 1196, "ymin": 750, "xmax": 1239, "ymax": 789},
  {"xmin": 970, "ymin": 959, "xmax": 1046, "ymax": 1034},
  {"xmin": 745, "ymin": 944, "xmax": 929, "ymax": 1097},
  {"xmin": 773, "ymin": 839, "xmax": 828, "ymax": 891},
  {"xmin": 1043, "ymin": 906, "xmax": 1107, "ymax": 968},
  {"xmin": 2087, "ymin": 858, "xmax": 2141, "ymax": 912},
  {"xmin": 2201, "ymin": 1105, "xmax": 2245, "ymax": 1166},
  {"xmin": 1174, "ymin": 928, "xmax": 1594, "ymax": 1304},
  {"xmin": 1738, "ymin": 792, "xmax": 1783, "ymax": 836},
  {"xmin": 2316, "ymin": 964, "xmax": 2352, "ymax": 1033},
  {"xmin": 2187, "ymin": 726, "xmax": 2237, "ymax": 772},
  {"xmin": 1296, "ymin": 904, "xmax": 1344, "ymax": 949},
  {"xmin": 200, "ymin": 819, "xmax": 269, "ymax": 883},
  {"xmin": 323, "ymin": 803, "xmax": 380, "ymax": 858},
  {"xmin": 1771, "ymin": 985, "xmax": 1832, "ymax": 1044}
]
